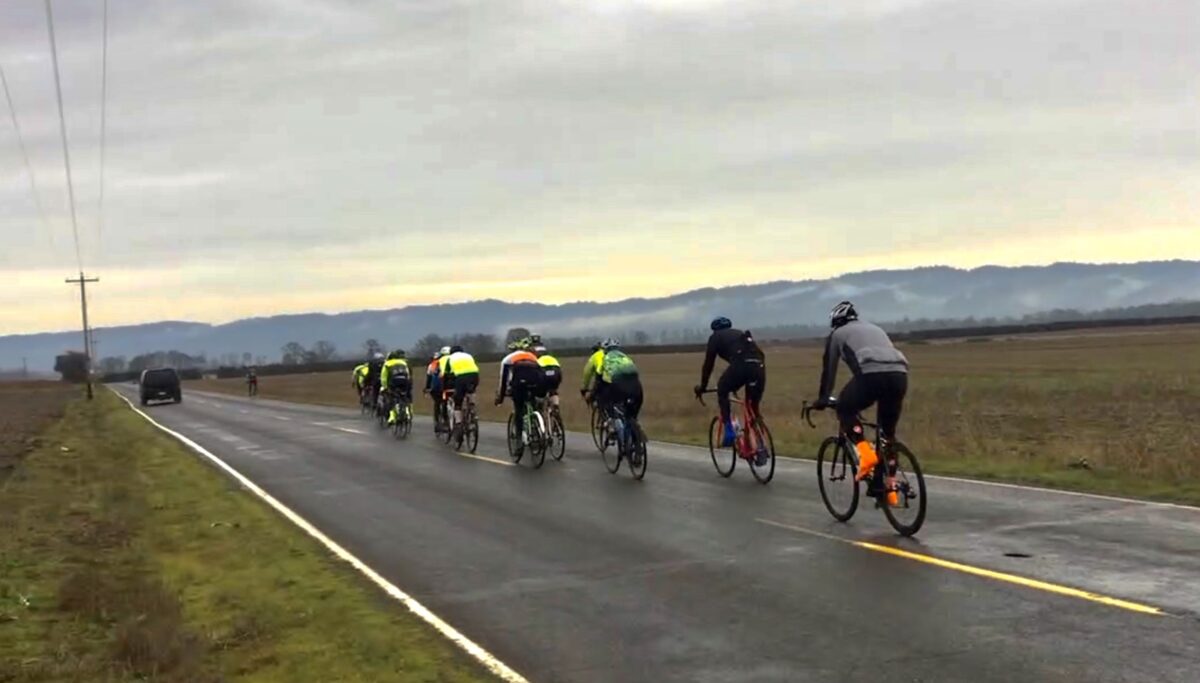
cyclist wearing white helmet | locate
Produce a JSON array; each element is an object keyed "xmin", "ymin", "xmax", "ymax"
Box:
[
  {"xmin": 812, "ymin": 301, "xmax": 909, "ymax": 494},
  {"xmin": 583, "ymin": 339, "xmax": 643, "ymax": 426},
  {"xmin": 425, "ymin": 348, "xmax": 449, "ymax": 433}
]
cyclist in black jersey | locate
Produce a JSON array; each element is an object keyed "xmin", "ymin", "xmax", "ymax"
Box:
[{"xmin": 694, "ymin": 317, "xmax": 766, "ymax": 446}]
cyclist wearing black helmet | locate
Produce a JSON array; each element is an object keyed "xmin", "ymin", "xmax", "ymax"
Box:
[
  {"xmin": 694, "ymin": 316, "xmax": 766, "ymax": 447},
  {"xmin": 812, "ymin": 301, "xmax": 909, "ymax": 487}
]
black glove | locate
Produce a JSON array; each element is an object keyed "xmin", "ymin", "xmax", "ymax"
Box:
[{"xmin": 693, "ymin": 385, "xmax": 705, "ymax": 398}]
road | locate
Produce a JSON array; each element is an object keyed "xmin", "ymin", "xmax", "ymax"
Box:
[{"xmin": 113, "ymin": 386, "xmax": 1200, "ymax": 682}]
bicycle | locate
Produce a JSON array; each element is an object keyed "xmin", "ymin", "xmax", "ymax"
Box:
[
  {"xmin": 540, "ymin": 396, "xmax": 566, "ymax": 462},
  {"xmin": 801, "ymin": 401, "xmax": 927, "ymax": 537},
  {"xmin": 449, "ymin": 391, "xmax": 480, "ymax": 454},
  {"xmin": 436, "ymin": 389, "xmax": 455, "ymax": 443},
  {"xmin": 246, "ymin": 379, "xmax": 258, "ymax": 397},
  {"xmin": 696, "ymin": 390, "xmax": 775, "ymax": 484},
  {"xmin": 507, "ymin": 398, "xmax": 547, "ymax": 468},
  {"xmin": 596, "ymin": 399, "xmax": 647, "ymax": 480},
  {"xmin": 359, "ymin": 386, "xmax": 374, "ymax": 417}
]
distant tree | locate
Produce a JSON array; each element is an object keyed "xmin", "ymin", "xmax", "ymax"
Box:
[
  {"xmin": 631, "ymin": 330, "xmax": 650, "ymax": 346},
  {"xmin": 97, "ymin": 356, "xmax": 127, "ymax": 373},
  {"xmin": 254, "ymin": 355, "xmax": 268, "ymax": 366},
  {"xmin": 453, "ymin": 332, "xmax": 498, "ymax": 355},
  {"xmin": 310, "ymin": 340, "xmax": 338, "ymax": 362},
  {"xmin": 504, "ymin": 327, "xmax": 531, "ymax": 345},
  {"xmin": 281, "ymin": 342, "xmax": 307, "ymax": 365},
  {"xmin": 54, "ymin": 351, "xmax": 89, "ymax": 383},
  {"xmin": 363, "ymin": 338, "xmax": 386, "ymax": 357},
  {"xmin": 241, "ymin": 352, "xmax": 253, "ymax": 365},
  {"xmin": 413, "ymin": 333, "xmax": 448, "ymax": 359}
]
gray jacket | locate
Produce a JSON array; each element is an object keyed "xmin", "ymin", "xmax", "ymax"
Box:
[{"xmin": 818, "ymin": 320, "xmax": 908, "ymax": 397}]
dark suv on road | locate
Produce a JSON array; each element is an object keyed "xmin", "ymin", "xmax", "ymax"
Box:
[{"xmin": 140, "ymin": 368, "xmax": 182, "ymax": 405}]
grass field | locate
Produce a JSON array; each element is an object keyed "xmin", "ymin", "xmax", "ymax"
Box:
[
  {"xmin": 190, "ymin": 325, "xmax": 1200, "ymax": 505},
  {"xmin": 0, "ymin": 387, "xmax": 492, "ymax": 682}
]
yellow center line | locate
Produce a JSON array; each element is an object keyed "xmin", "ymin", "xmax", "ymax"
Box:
[
  {"xmin": 756, "ymin": 519, "xmax": 1165, "ymax": 616},
  {"xmin": 456, "ymin": 452, "xmax": 515, "ymax": 467}
]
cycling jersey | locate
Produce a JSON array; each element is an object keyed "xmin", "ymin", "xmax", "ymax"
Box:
[
  {"xmin": 498, "ymin": 350, "xmax": 538, "ymax": 398},
  {"xmin": 438, "ymin": 355, "xmax": 451, "ymax": 378},
  {"xmin": 366, "ymin": 360, "xmax": 384, "ymax": 387},
  {"xmin": 442, "ymin": 351, "xmax": 479, "ymax": 378},
  {"xmin": 425, "ymin": 359, "xmax": 441, "ymax": 392},
  {"xmin": 600, "ymin": 350, "xmax": 638, "ymax": 383},
  {"xmin": 699, "ymin": 328, "xmax": 764, "ymax": 390},
  {"xmin": 537, "ymin": 354, "xmax": 560, "ymax": 369},
  {"xmin": 818, "ymin": 320, "xmax": 908, "ymax": 399},
  {"xmin": 353, "ymin": 363, "xmax": 368, "ymax": 387},
  {"xmin": 581, "ymin": 349, "xmax": 605, "ymax": 392},
  {"xmin": 381, "ymin": 358, "xmax": 410, "ymax": 388}
]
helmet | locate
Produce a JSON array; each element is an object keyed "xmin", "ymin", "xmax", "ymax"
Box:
[
  {"xmin": 449, "ymin": 344, "xmax": 464, "ymax": 354},
  {"xmin": 710, "ymin": 316, "xmax": 732, "ymax": 331},
  {"xmin": 517, "ymin": 337, "xmax": 532, "ymax": 350},
  {"xmin": 506, "ymin": 340, "xmax": 520, "ymax": 351},
  {"xmin": 372, "ymin": 352, "xmax": 385, "ymax": 361},
  {"xmin": 591, "ymin": 340, "xmax": 604, "ymax": 352},
  {"xmin": 600, "ymin": 338, "xmax": 621, "ymax": 350},
  {"xmin": 529, "ymin": 334, "xmax": 542, "ymax": 345},
  {"xmin": 830, "ymin": 301, "xmax": 858, "ymax": 328},
  {"xmin": 432, "ymin": 351, "xmax": 442, "ymax": 360},
  {"xmin": 439, "ymin": 346, "xmax": 451, "ymax": 356},
  {"xmin": 393, "ymin": 349, "xmax": 406, "ymax": 359}
]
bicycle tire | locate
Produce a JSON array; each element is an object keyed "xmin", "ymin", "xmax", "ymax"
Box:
[
  {"xmin": 529, "ymin": 412, "xmax": 547, "ymax": 469},
  {"xmin": 628, "ymin": 421, "xmax": 647, "ymax": 480},
  {"xmin": 747, "ymin": 419, "xmax": 775, "ymax": 484},
  {"xmin": 708, "ymin": 416, "xmax": 736, "ymax": 478},
  {"xmin": 506, "ymin": 413, "xmax": 523, "ymax": 462},
  {"xmin": 549, "ymin": 412, "xmax": 566, "ymax": 461},
  {"xmin": 601, "ymin": 418, "xmax": 621, "ymax": 474},
  {"xmin": 590, "ymin": 406, "xmax": 607, "ymax": 453},
  {"xmin": 817, "ymin": 436, "xmax": 859, "ymax": 522},
  {"xmin": 881, "ymin": 442, "xmax": 927, "ymax": 537}
]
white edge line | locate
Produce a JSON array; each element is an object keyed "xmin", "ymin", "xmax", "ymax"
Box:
[
  {"xmin": 457, "ymin": 452, "xmax": 515, "ymax": 467},
  {"xmin": 109, "ymin": 388, "xmax": 528, "ymax": 683},
  {"xmin": 334, "ymin": 426, "xmax": 366, "ymax": 435}
]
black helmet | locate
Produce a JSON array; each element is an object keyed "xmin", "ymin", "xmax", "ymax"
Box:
[
  {"xmin": 394, "ymin": 349, "xmax": 406, "ymax": 359},
  {"xmin": 449, "ymin": 344, "xmax": 464, "ymax": 354},
  {"xmin": 710, "ymin": 316, "xmax": 732, "ymax": 331},
  {"xmin": 591, "ymin": 340, "xmax": 603, "ymax": 352},
  {"xmin": 830, "ymin": 301, "xmax": 858, "ymax": 328}
]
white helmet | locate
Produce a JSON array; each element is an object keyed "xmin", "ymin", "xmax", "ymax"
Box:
[
  {"xmin": 439, "ymin": 345, "xmax": 452, "ymax": 356},
  {"xmin": 830, "ymin": 301, "xmax": 858, "ymax": 328}
]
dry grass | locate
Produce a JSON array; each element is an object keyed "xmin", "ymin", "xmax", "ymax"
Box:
[
  {"xmin": 191, "ymin": 326, "xmax": 1200, "ymax": 504},
  {"xmin": 0, "ymin": 381, "xmax": 76, "ymax": 477},
  {"xmin": 0, "ymin": 391, "xmax": 493, "ymax": 682}
]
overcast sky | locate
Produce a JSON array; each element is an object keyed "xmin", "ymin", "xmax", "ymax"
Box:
[{"xmin": 1, "ymin": 0, "xmax": 1197, "ymax": 335}]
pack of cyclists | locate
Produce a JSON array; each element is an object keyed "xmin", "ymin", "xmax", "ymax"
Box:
[{"xmin": 348, "ymin": 301, "xmax": 908, "ymax": 495}]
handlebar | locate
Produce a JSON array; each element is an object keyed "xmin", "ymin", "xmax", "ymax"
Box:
[
  {"xmin": 694, "ymin": 389, "xmax": 741, "ymax": 408},
  {"xmin": 800, "ymin": 401, "xmax": 816, "ymax": 428}
]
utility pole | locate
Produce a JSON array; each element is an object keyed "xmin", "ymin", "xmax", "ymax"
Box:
[
  {"xmin": 66, "ymin": 272, "xmax": 99, "ymax": 400},
  {"xmin": 21, "ymin": 357, "xmax": 28, "ymax": 379}
]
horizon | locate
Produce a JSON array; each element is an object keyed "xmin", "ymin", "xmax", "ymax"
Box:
[
  {"xmin": 4, "ymin": 257, "xmax": 1197, "ymax": 339},
  {"xmin": 2, "ymin": 1, "xmax": 1197, "ymax": 336}
]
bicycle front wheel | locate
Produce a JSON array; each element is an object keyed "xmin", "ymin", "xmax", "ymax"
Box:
[
  {"xmin": 708, "ymin": 417, "xmax": 735, "ymax": 478},
  {"xmin": 747, "ymin": 419, "xmax": 775, "ymax": 484},
  {"xmin": 590, "ymin": 406, "xmax": 607, "ymax": 453},
  {"xmin": 817, "ymin": 436, "xmax": 859, "ymax": 522},
  {"xmin": 881, "ymin": 442, "xmax": 927, "ymax": 537},
  {"xmin": 506, "ymin": 414, "xmax": 523, "ymax": 462}
]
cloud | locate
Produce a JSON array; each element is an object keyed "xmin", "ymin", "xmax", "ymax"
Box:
[{"xmin": 0, "ymin": 0, "xmax": 1196, "ymax": 334}]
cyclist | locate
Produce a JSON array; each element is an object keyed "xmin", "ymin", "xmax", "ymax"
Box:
[
  {"xmin": 579, "ymin": 340, "xmax": 606, "ymax": 405},
  {"xmin": 365, "ymin": 352, "xmax": 386, "ymax": 412},
  {"xmin": 440, "ymin": 345, "xmax": 480, "ymax": 440},
  {"xmin": 245, "ymin": 366, "xmax": 259, "ymax": 397},
  {"xmin": 811, "ymin": 301, "xmax": 909, "ymax": 499},
  {"xmin": 586, "ymin": 339, "xmax": 643, "ymax": 437},
  {"xmin": 693, "ymin": 317, "xmax": 766, "ymax": 449},
  {"xmin": 352, "ymin": 361, "xmax": 369, "ymax": 395},
  {"xmin": 381, "ymin": 350, "xmax": 412, "ymax": 425},
  {"xmin": 495, "ymin": 340, "xmax": 541, "ymax": 445},
  {"xmin": 535, "ymin": 343, "xmax": 562, "ymax": 409},
  {"xmin": 425, "ymin": 346, "xmax": 451, "ymax": 433}
]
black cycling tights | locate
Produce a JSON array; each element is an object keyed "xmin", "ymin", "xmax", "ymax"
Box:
[
  {"xmin": 836, "ymin": 372, "xmax": 908, "ymax": 444},
  {"xmin": 717, "ymin": 360, "xmax": 765, "ymax": 423}
]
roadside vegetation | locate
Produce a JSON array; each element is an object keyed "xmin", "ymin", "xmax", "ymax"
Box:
[
  {"xmin": 0, "ymin": 388, "xmax": 492, "ymax": 682},
  {"xmin": 191, "ymin": 325, "xmax": 1200, "ymax": 505}
]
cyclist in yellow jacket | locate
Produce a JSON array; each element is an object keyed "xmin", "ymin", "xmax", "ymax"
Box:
[
  {"xmin": 380, "ymin": 350, "xmax": 412, "ymax": 425},
  {"xmin": 440, "ymin": 345, "xmax": 480, "ymax": 440}
]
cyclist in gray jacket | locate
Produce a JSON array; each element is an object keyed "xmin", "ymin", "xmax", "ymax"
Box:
[{"xmin": 812, "ymin": 301, "xmax": 909, "ymax": 484}]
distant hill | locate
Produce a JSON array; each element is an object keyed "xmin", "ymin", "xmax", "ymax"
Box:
[{"xmin": 4, "ymin": 260, "xmax": 1198, "ymax": 371}]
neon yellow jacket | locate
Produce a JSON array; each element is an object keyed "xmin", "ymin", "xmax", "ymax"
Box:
[
  {"xmin": 581, "ymin": 349, "xmax": 604, "ymax": 391},
  {"xmin": 443, "ymin": 352, "xmax": 479, "ymax": 377},
  {"xmin": 353, "ymin": 363, "xmax": 369, "ymax": 386},
  {"xmin": 380, "ymin": 358, "xmax": 409, "ymax": 387},
  {"xmin": 538, "ymin": 354, "xmax": 560, "ymax": 369}
]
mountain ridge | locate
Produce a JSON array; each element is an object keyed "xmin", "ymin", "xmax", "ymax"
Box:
[{"xmin": 4, "ymin": 260, "xmax": 1198, "ymax": 370}]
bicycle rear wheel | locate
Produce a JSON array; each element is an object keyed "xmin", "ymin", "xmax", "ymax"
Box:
[
  {"xmin": 747, "ymin": 419, "xmax": 775, "ymax": 484},
  {"xmin": 881, "ymin": 442, "xmax": 927, "ymax": 537},
  {"xmin": 549, "ymin": 412, "xmax": 566, "ymax": 461},
  {"xmin": 628, "ymin": 422, "xmax": 647, "ymax": 480},
  {"xmin": 708, "ymin": 417, "xmax": 736, "ymax": 478},
  {"xmin": 529, "ymin": 414, "xmax": 547, "ymax": 469},
  {"xmin": 465, "ymin": 415, "xmax": 479, "ymax": 454},
  {"xmin": 601, "ymin": 418, "xmax": 621, "ymax": 474},
  {"xmin": 506, "ymin": 414, "xmax": 523, "ymax": 462},
  {"xmin": 817, "ymin": 436, "xmax": 859, "ymax": 522},
  {"xmin": 590, "ymin": 406, "xmax": 607, "ymax": 453}
]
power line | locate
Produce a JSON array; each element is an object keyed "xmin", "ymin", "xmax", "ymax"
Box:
[
  {"xmin": 44, "ymin": 0, "xmax": 83, "ymax": 271},
  {"xmin": 96, "ymin": 0, "xmax": 108, "ymax": 244},
  {"xmin": 0, "ymin": 60, "xmax": 52, "ymax": 238}
]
